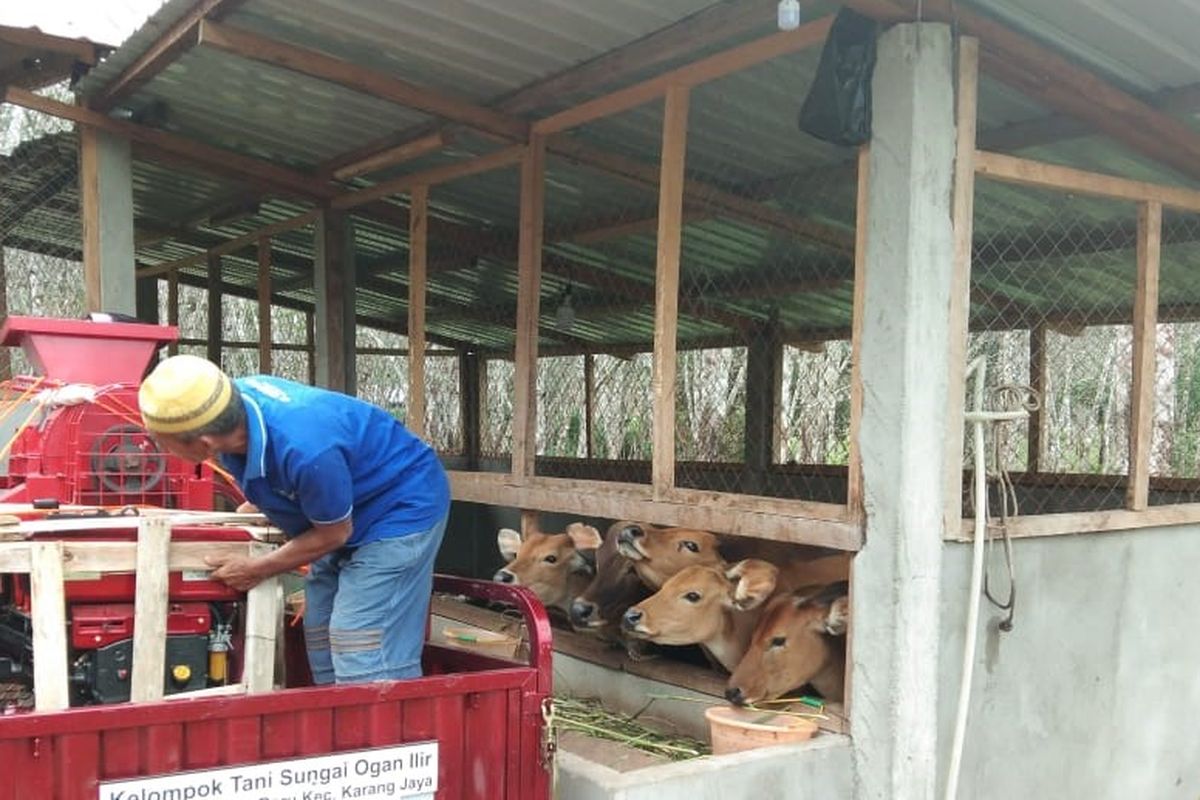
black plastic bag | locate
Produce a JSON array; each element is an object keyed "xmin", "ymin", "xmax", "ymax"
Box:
[{"xmin": 797, "ymin": 8, "xmax": 880, "ymax": 147}]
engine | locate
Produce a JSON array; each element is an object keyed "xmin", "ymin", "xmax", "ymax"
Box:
[{"xmin": 0, "ymin": 316, "xmax": 253, "ymax": 710}]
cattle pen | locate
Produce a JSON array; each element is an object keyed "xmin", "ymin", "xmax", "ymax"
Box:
[{"xmin": 3, "ymin": 0, "xmax": 1200, "ymax": 797}]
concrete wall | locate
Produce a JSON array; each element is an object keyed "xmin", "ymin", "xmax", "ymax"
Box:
[{"xmin": 938, "ymin": 527, "xmax": 1200, "ymax": 799}]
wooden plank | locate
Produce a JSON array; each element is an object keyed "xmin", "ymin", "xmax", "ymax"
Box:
[
  {"xmin": 651, "ymin": 86, "xmax": 690, "ymax": 499},
  {"xmin": 329, "ymin": 132, "xmax": 451, "ymax": 181},
  {"xmin": 584, "ymin": 353, "xmax": 595, "ymax": 459},
  {"xmin": 974, "ymin": 150, "xmax": 1200, "ymax": 214},
  {"xmin": 257, "ymin": 236, "xmax": 272, "ymax": 373},
  {"xmin": 449, "ymin": 471, "xmax": 862, "ymax": 551},
  {"xmin": 242, "ymin": 543, "xmax": 281, "ymax": 693},
  {"xmin": 407, "ymin": 185, "xmax": 429, "ymax": 439},
  {"xmin": 952, "ymin": 503, "xmax": 1200, "ymax": 541},
  {"xmin": 90, "ymin": 0, "xmax": 249, "ymax": 111},
  {"xmin": 0, "ymin": 23, "xmax": 103, "ymax": 63},
  {"xmin": 137, "ymin": 209, "xmax": 320, "ymax": 278},
  {"xmin": 78, "ymin": 125, "xmax": 105, "ymax": 314},
  {"xmin": 330, "ymin": 146, "xmax": 524, "ymax": 211},
  {"xmin": 511, "ymin": 138, "xmax": 547, "ymax": 483},
  {"xmin": 5, "ymin": 88, "xmax": 330, "ymax": 202},
  {"xmin": 30, "ymin": 542, "xmax": 68, "ymax": 712},
  {"xmin": 1027, "ymin": 326, "xmax": 1048, "ymax": 472},
  {"xmin": 1127, "ymin": 201, "xmax": 1162, "ymax": 511},
  {"xmin": 197, "ymin": 20, "xmax": 527, "ymax": 140},
  {"xmin": 161, "ymin": 683, "xmax": 247, "ymax": 701},
  {"xmin": 944, "ymin": 38, "xmax": 979, "ymax": 534},
  {"xmin": 206, "ymin": 253, "xmax": 223, "ymax": 366},
  {"xmin": 0, "ymin": 247, "xmax": 9, "ymax": 378},
  {"xmin": 0, "ymin": 540, "xmax": 262, "ymax": 573},
  {"xmin": 846, "ymin": 146, "xmax": 869, "ymax": 516},
  {"xmin": 130, "ymin": 517, "xmax": 171, "ymax": 703},
  {"xmin": 533, "ymin": 15, "xmax": 832, "ymax": 135}
]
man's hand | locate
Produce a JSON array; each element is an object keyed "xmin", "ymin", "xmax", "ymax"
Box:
[
  {"xmin": 205, "ymin": 554, "xmax": 268, "ymax": 591},
  {"xmin": 236, "ymin": 501, "xmax": 260, "ymax": 514}
]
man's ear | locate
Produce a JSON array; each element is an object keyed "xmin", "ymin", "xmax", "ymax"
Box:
[{"xmin": 497, "ymin": 528, "xmax": 522, "ymax": 561}]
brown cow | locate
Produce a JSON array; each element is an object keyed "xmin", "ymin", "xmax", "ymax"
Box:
[
  {"xmin": 493, "ymin": 523, "xmax": 598, "ymax": 614},
  {"xmin": 567, "ymin": 520, "xmax": 653, "ymax": 636},
  {"xmin": 724, "ymin": 581, "xmax": 850, "ymax": 706}
]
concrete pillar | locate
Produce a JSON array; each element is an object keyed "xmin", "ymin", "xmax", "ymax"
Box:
[
  {"xmin": 313, "ymin": 210, "xmax": 357, "ymax": 394},
  {"xmin": 851, "ymin": 22, "xmax": 956, "ymax": 800},
  {"xmin": 79, "ymin": 127, "xmax": 136, "ymax": 315}
]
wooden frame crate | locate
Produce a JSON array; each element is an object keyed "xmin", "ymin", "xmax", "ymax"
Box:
[{"xmin": 0, "ymin": 517, "xmax": 282, "ymax": 712}]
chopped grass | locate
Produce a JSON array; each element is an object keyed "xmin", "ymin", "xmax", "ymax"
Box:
[{"xmin": 553, "ymin": 695, "xmax": 710, "ymax": 761}]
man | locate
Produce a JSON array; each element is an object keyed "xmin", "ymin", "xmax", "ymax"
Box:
[{"xmin": 138, "ymin": 354, "xmax": 450, "ymax": 684}]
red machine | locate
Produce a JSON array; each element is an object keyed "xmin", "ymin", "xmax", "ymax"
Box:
[{"xmin": 0, "ymin": 316, "xmax": 250, "ymax": 707}]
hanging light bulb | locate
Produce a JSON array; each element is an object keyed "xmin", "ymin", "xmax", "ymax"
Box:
[
  {"xmin": 555, "ymin": 285, "xmax": 577, "ymax": 331},
  {"xmin": 777, "ymin": 0, "xmax": 801, "ymax": 30}
]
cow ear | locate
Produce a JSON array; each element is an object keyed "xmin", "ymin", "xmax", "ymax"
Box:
[
  {"xmin": 824, "ymin": 595, "xmax": 850, "ymax": 636},
  {"xmin": 727, "ymin": 559, "xmax": 778, "ymax": 611},
  {"xmin": 566, "ymin": 523, "xmax": 603, "ymax": 551},
  {"xmin": 497, "ymin": 528, "xmax": 522, "ymax": 560},
  {"xmin": 568, "ymin": 549, "xmax": 596, "ymax": 576}
]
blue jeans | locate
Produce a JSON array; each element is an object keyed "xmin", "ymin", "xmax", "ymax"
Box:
[{"xmin": 303, "ymin": 514, "xmax": 447, "ymax": 684}]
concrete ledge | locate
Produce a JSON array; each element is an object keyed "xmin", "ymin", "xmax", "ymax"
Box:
[{"xmin": 556, "ymin": 734, "xmax": 853, "ymax": 800}]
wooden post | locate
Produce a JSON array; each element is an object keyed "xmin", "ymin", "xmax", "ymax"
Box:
[
  {"xmin": 258, "ymin": 235, "xmax": 272, "ymax": 373},
  {"xmin": 584, "ymin": 353, "xmax": 595, "ymax": 459},
  {"xmin": 242, "ymin": 542, "xmax": 282, "ymax": 693},
  {"xmin": 408, "ymin": 186, "xmax": 429, "ymax": 438},
  {"xmin": 305, "ymin": 310, "xmax": 316, "ymax": 385},
  {"xmin": 520, "ymin": 509, "xmax": 540, "ymax": 537},
  {"xmin": 1128, "ymin": 201, "xmax": 1162, "ymax": 511},
  {"xmin": 130, "ymin": 517, "xmax": 171, "ymax": 703},
  {"xmin": 460, "ymin": 351, "xmax": 482, "ymax": 470},
  {"xmin": 743, "ymin": 321, "xmax": 781, "ymax": 495},
  {"xmin": 651, "ymin": 85, "xmax": 690, "ymax": 499},
  {"xmin": 0, "ymin": 244, "xmax": 10, "ymax": 378},
  {"xmin": 943, "ymin": 37, "xmax": 979, "ymax": 531},
  {"xmin": 512, "ymin": 137, "xmax": 546, "ymax": 483},
  {"xmin": 206, "ymin": 253, "xmax": 223, "ymax": 367},
  {"xmin": 1027, "ymin": 325, "xmax": 1048, "ymax": 471},
  {"xmin": 30, "ymin": 542, "xmax": 68, "ymax": 712},
  {"xmin": 314, "ymin": 211, "xmax": 356, "ymax": 393},
  {"xmin": 79, "ymin": 125, "xmax": 104, "ymax": 315},
  {"xmin": 167, "ymin": 269, "xmax": 179, "ymax": 356}
]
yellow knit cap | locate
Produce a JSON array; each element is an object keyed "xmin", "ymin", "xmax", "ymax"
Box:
[{"xmin": 139, "ymin": 355, "xmax": 234, "ymax": 435}]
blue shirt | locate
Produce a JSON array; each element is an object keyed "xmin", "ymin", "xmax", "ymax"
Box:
[{"xmin": 218, "ymin": 376, "xmax": 450, "ymax": 547}]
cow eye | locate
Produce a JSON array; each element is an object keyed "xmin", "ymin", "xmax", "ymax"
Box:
[
  {"xmin": 769, "ymin": 635, "xmax": 787, "ymax": 648},
  {"xmin": 543, "ymin": 554, "xmax": 558, "ymax": 564},
  {"xmin": 680, "ymin": 540, "xmax": 700, "ymax": 553},
  {"xmin": 684, "ymin": 591, "xmax": 702, "ymax": 603}
]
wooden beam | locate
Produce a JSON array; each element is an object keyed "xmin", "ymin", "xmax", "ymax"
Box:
[
  {"xmin": 843, "ymin": 0, "xmax": 1200, "ymax": 183},
  {"xmin": 137, "ymin": 209, "xmax": 320, "ymax": 278},
  {"xmin": 974, "ymin": 150, "xmax": 1200, "ymax": 214},
  {"xmin": 548, "ymin": 136, "xmax": 854, "ymax": 253},
  {"xmin": 512, "ymin": 138, "xmax": 547, "ymax": 483},
  {"xmin": 584, "ymin": 353, "xmax": 595, "ymax": 460},
  {"xmin": 0, "ymin": 247, "xmax": 8, "ymax": 378},
  {"xmin": 847, "ymin": 146, "xmax": 869, "ymax": 516},
  {"xmin": 30, "ymin": 542, "xmax": 68, "ymax": 712},
  {"xmin": 651, "ymin": 86, "xmax": 690, "ymax": 499},
  {"xmin": 408, "ymin": 185, "xmax": 429, "ymax": 439},
  {"xmin": 167, "ymin": 269, "xmax": 180, "ymax": 356},
  {"xmin": 242, "ymin": 543, "xmax": 281, "ymax": 693},
  {"xmin": 1127, "ymin": 201, "xmax": 1162, "ymax": 511},
  {"xmin": 0, "ymin": 24, "xmax": 105, "ymax": 64},
  {"xmin": 944, "ymin": 37, "xmax": 979, "ymax": 532},
  {"xmin": 950, "ymin": 503, "xmax": 1200, "ymax": 542},
  {"xmin": 330, "ymin": 131, "xmax": 451, "ymax": 181},
  {"xmin": 197, "ymin": 20, "xmax": 527, "ymax": 141},
  {"xmin": 257, "ymin": 236, "xmax": 272, "ymax": 373},
  {"xmin": 5, "ymin": 87, "xmax": 331, "ymax": 201},
  {"xmin": 533, "ymin": 15, "xmax": 833, "ymax": 135},
  {"xmin": 130, "ymin": 517, "xmax": 171, "ymax": 703},
  {"xmin": 78, "ymin": 125, "xmax": 103, "ymax": 314},
  {"xmin": 207, "ymin": 253, "xmax": 223, "ymax": 365},
  {"xmin": 90, "ymin": 0, "xmax": 250, "ymax": 111},
  {"xmin": 449, "ymin": 471, "xmax": 861, "ymax": 551},
  {"xmin": 1027, "ymin": 325, "xmax": 1048, "ymax": 472},
  {"xmin": 330, "ymin": 146, "xmax": 524, "ymax": 211}
]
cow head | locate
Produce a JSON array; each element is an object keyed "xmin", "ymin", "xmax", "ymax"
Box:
[
  {"xmin": 620, "ymin": 564, "xmax": 739, "ymax": 646},
  {"xmin": 568, "ymin": 520, "xmax": 653, "ymax": 632},
  {"xmin": 492, "ymin": 523, "xmax": 598, "ymax": 612},
  {"xmin": 615, "ymin": 523, "xmax": 723, "ymax": 588},
  {"xmin": 724, "ymin": 581, "xmax": 850, "ymax": 706}
]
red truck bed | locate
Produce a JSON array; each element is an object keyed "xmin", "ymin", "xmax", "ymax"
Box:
[{"xmin": 0, "ymin": 575, "xmax": 553, "ymax": 800}]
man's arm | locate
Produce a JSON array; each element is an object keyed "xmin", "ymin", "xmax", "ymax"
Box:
[{"xmin": 206, "ymin": 518, "xmax": 351, "ymax": 591}]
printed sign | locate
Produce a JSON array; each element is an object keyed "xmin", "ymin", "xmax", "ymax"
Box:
[{"xmin": 97, "ymin": 741, "xmax": 437, "ymax": 800}]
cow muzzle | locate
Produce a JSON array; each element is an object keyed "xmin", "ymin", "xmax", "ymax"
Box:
[{"xmin": 493, "ymin": 569, "xmax": 517, "ymax": 584}]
